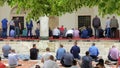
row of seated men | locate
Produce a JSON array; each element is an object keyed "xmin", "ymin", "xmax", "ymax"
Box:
[
  {"xmin": 1, "ymin": 42, "xmax": 120, "ymax": 68},
  {"xmin": 0, "ymin": 28, "xmax": 40, "ymax": 39},
  {"xmin": 49, "ymin": 26, "xmax": 105, "ymax": 39}
]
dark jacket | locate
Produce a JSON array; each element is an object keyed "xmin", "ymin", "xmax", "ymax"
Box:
[
  {"xmin": 110, "ymin": 18, "xmax": 119, "ymax": 28},
  {"xmin": 26, "ymin": 20, "xmax": 33, "ymax": 29},
  {"xmin": 92, "ymin": 17, "xmax": 101, "ymax": 28},
  {"xmin": 70, "ymin": 45, "xmax": 80, "ymax": 59}
]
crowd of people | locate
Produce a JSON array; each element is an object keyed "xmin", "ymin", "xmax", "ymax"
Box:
[
  {"xmin": 0, "ymin": 41, "xmax": 120, "ymax": 68},
  {"xmin": 49, "ymin": 16, "xmax": 119, "ymax": 39},
  {"xmin": 0, "ymin": 17, "xmax": 40, "ymax": 39}
]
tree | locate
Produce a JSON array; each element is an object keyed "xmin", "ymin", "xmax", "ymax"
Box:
[{"xmin": 0, "ymin": 0, "xmax": 120, "ymax": 20}]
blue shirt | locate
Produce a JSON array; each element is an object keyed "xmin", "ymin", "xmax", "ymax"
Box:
[
  {"xmin": 56, "ymin": 48, "xmax": 66, "ymax": 60},
  {"xmin": 1, "ymin": 18, "xmax": 8, "ymax": 28},
  {"xmin": 2, "ymin": 45, "xmax": 11, "ymax": 57},
  {"xmin": 81, "ymin": 29, "xmax": 88, "ymax": 38},
  {"xmin": 10, "ymin": 30, "xmax": 15, "ymax": 37},
  {"xmin": 89, "ymin": 45, "xmax": 99, "ymax": 56},
  {"xmin": 70, "ymin": 45, "xmax": 80, "ymax": 59}
]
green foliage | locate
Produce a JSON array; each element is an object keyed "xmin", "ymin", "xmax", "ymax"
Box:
[{"xmin": 0, "ymin": 0, "xmax": 120, "ymax": 20}]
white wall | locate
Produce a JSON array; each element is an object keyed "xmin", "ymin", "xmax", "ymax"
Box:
[{"xmin": 59, "ymin": 13, "xmax": 76, "ymax": 29}]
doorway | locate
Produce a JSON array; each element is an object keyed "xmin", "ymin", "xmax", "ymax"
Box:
[
  {"xmin": 12, "ymin": 16, "xmax": 24, "ymax": 34},
  {"xmin": 78, "ymin": 16, "xmax": 91, "ymax": 28}
]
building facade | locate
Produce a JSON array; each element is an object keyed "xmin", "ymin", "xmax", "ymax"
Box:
[{"xmin": 0, "ymin": 4, "xmax": 120, "ymax": 36}]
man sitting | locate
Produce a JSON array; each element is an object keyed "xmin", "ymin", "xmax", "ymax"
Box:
[
  {"xmin": 8, "ymin": 49, "xmax": 19, "ymax": 67},
  {"xmin": 10, "ymin": 29, "xmax": 15, "ymax": 38},
  {"xmin": 65, "ymin": 28, "xmax": 74, "ymax": 39},
  {"xmin": 108, "ymin": 45, "xmax": 119, "ymax": 61},
  {"xmin": 52, "ymin": 27, "xmax": 60, "ymax": 39},
  {"xmin": 81, "ymin": 27, "xmax": 89, "ymax": 38}
]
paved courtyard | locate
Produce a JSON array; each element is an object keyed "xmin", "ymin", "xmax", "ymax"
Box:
[{"xmin": 0, "ymin": 40, "xmax": 119, "ymax": 68}]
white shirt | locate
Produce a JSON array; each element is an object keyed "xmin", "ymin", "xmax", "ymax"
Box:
[
  {"xmin": 8, "ymin": 53, "xmax": 19, "ymax": 65},
  {"xmin": 42, "ymin": 52, "xmax": 52, "ymax": 62},
  {"xmin": 43, "ymin": 60, "xmax": 59, "ymax": 68},
  {"xmin": 65, "ymin": 30, "xmax": 73, "ymax": 36},
  {"xmin": 52, "ymin": 28, "xmax": 60, "ymax": 36},
  {"xmin": 106, "ymin": 19, "xmax": 110, "ymax": 28}
]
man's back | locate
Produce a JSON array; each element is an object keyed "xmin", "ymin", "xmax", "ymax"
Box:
[
  {"xmin": 53, "ymin": 28, "xmax": 60, "ymax": 36},
  {"xmin": 2, "ymin": 45, "xmax": 11, "ymax": 57},
  {"xmin": 56, "ymin": 48, "xmax": 66, "ymax": 60},
  {"xmin": 8, "ymin": 53, "xmax": 18, "ymax": 65},
  {"xmin": 43, "ymin": 60, "xmax": 59, "ymax": 68},
  {"xmin": 109, "ymin": 47, "xmax": 119, "ymax": 60},
  {"xmin": 89, "ymin": 46, "xmax": 99, "ymax": 56},
  {"xmin": 70, "ymin": 45, "xmax": 80, "ymax": 59},
  {"xmin": 62, "ymin": 53, "xmax": 74, "ymax": 65},
  {"xmin": 110, "ymin": 18, "xmax": 119, "ymax": 28},
  {"xmin": 30, "ymin": 48, "xmax": 39, "ymax": 60}
]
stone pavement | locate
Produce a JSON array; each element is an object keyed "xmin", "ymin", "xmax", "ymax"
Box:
[{"xmin": 0, "ymin": 40, "xmax": 119, "ymax": 68}]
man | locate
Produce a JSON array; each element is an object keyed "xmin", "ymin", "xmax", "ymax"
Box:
[
  {"xmin": 52, "ymin": 27, "xmax": 60, "ymax": 39},
  {"xmin": 92, "ymin": 15, "xmax": 101, "ymax": 38},
  {"xmin": 65, "ymin": 28, "xmax": 74, "ymax": 39},
  {"xmin": 14, "ymin": 17, "xmax": 21, "ymax": 38},
  {"xmin": 43, "ymin": 55, "xmax": 59, "ymax": 68},
  {"xmin": 0, "ymin": 57, "xmax": 6, "ymax": 68},
  {"xmin": 110, "ymin": 16, "xmax": 119, "ymax": 38},
  {"xmin": 88, "ymin": 43, "xmax": 99, "ymax": 61},
  {"xmin": 105, "ymin": 17, "xmax": 111, "ymax": 38},
  {"xmin": 60, "ymin": 52, "xmax": 74, "ymax": 67},
  {"xmin": 8, "ymin": 49, "xmax": 19, "ymax": 67},
  {"xmin": 59, "ymin": 25, "xmax": 64, "ymax": 37},
  {"xmin": 81, "ymin": 51, "xmax": 92, "ymax": 68},
  {"xmin": 56, "ymin": 44, "xmax": 66, "ymax": 60},
  {"xmin": 30, "ymin": 44, "xmax": 39, "ymax": 60},
  {"xmin": 9, "ymin": 18, "xmax": 14, "ymax": 36},
  {"xmin": 73, "ymin": 28, "xmax": 79, "ymax": 38},
  {"xmin": 41, "ymin": 47, "xmax": 52, "ymax": 63},
  {"xmin": 26, "ymin": 20, "xmax": 33, "ymax": 38},
  {"xmin": 1, "ymin": 18, "xmax": 8, "ymax": 38},
  {"xmin": 108, "ymin": 45, "xmax": 119, "ymax": 61},
  {"xmin": 81, "ymin": 27, "xmax": 89, "ymax": 38},
  {"xmin": 2, "ymin": 42, "xmax": 11, "ymax": 58},
  {"xmin": 70, "ymin": 41, "xmax": 80, "ymax": 59}
]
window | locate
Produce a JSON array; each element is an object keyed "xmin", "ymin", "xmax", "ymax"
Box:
[{"xmin": 78, "ymin": 16, "xmax": 91, "ymax": 28}]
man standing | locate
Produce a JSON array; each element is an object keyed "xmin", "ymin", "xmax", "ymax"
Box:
[
  {"xmin": 8, "ymin": 49, "xmax": 19, "ymax": 67},
  {"xmin": 108, "ymin": 45, "xmax": 119, "ymax": 61},
  {"xmin": 14, "ymin": 17, "xmax": 21, "ymax": 38},
  {"xmin": 1, "ymin": 18, "xmax": 8, "ymax": 38},
  {"xmin": 110, "ymin": 16, "xmax": 119, "ymax": 38},
  {"xmin": 88, "ymin": 43, "xmax": 99, "ymax": 61},
  {"xmin": 26, "ymin": 20, "xmax": 33, "ymax": 38},
  {"xmin": 2, "ymin": 42, "xmax": 11, "ymax": 58},
  {"xmin": 92, "ymin": 15, "xmax": 101, "ymax": 38},
  {"xmin": 106, "ymin": 17, "xmax": 111, "ymax": 38},
  {"xmin": 30, "ymin": 44, "xmax": 39, "ymax": 60},
  {"xmin": 70, "ymin": 41, "xmax": 80, "ymax": 59}
]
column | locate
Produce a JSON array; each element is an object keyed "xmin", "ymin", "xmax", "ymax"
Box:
[{"xmin": 40, "ymin": 16, "xmax": 49, "ymax": 40}]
